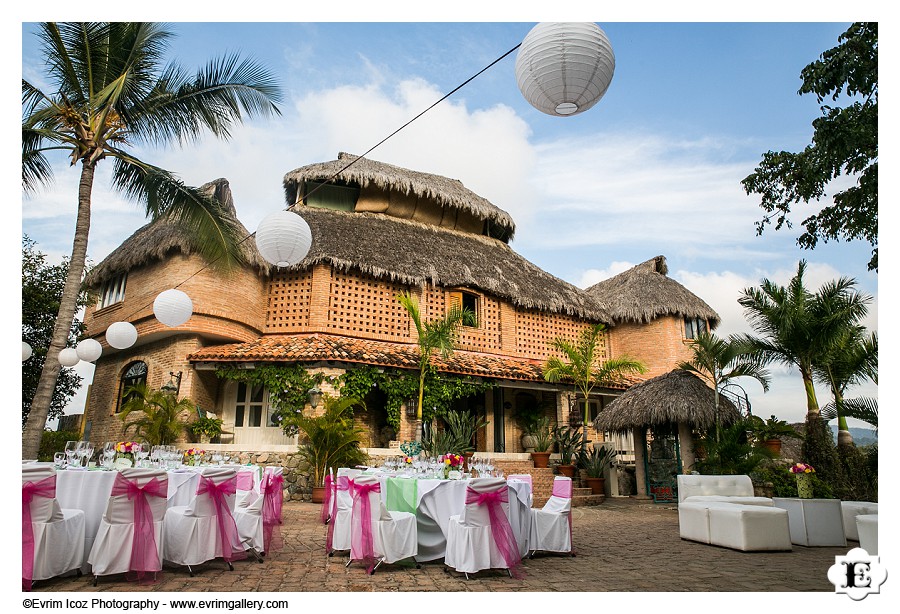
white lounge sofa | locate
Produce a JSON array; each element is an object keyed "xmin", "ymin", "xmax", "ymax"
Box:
[
  {"xmin": 841, "ymin": 501, "xmax": 878, "ymax": 541},
  {"xmin": 856, "ymin": 514, "xmax": 878, "ymax": 555},
  {"xmin": 676, "ymin": 475, "xmax": 791, "ymax": 552}
]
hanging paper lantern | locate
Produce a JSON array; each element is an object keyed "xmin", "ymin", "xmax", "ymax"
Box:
[
  {"xmin": 22, "ymin": 342, "xmax": 33, "ymax": 361},
  {"xmin": 106, "ymin": 321, "xmax": 138, "ymax": 349},
  {"xmin": 255, "ymin": 210, "xmax": 313, "ymax": 267},
  {"xmin": 58, "ymin": 347, "xmax": 80, "ymax": 367},
  {"xmin": 515, "ymin": 22, "xmax": 616, "ymax": 117},
  {"xmin": 153, "ymin": 289, "xmax": 194, "ymax": 327},
  {"xmin": 76, "ymin": 338, "xmax": 103, "ymax": 362}
]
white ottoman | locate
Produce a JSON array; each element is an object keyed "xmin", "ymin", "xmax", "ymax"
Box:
[
  {"xmin": 841, "ymin": 501, "xmax": 878, "ymax": 541},
  {"xmin": 678, "ymin": 502, "xmax": 713, "ymax": 544},
  {"xmin": 857, "ymin": 514, "xmax": 878, "ymax": 555},
  {"xmin": 707, "ymin": 503, "xmax": 792, "ymax": 551}
]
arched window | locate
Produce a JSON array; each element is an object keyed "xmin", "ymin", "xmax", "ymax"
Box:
[{"xmin": 116, "ymin": 361, "xmax": 148, "ymax": 413}]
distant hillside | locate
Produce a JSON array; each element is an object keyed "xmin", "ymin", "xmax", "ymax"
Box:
[{"xmin": 831, "ymin": 424, "xmax": 877, "ymax": 446}]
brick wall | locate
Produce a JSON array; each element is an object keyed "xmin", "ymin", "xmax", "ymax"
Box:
[{"xmin": 608, "ymin": 315, "xmax": 695, "ymax": 378}]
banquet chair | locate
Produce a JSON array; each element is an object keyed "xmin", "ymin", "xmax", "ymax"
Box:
[
  {"xmin": 163, "ymin": 467, "xmax": 245, "ymax": 575},
  {"xmin": 507, "ymin": 474, "xmax": 534, "ymax": 507},
  {"xmin": 235, "ymin": 466, "xmax": 285, "ymax": 559},
  {"xmin": 347, "ymin": 475, "xmax": 418, "ymax": 574},
  {"xmin": 327, "ymin": 467, "xmax": 362, "ymax": 556},
  {"xmin": 22, "ymin": 466, "xmax": 85, "ymax": 591},
  {"xmin": 87, "ymin": 468, "xmax": 168, "ymax": 585},
  {"xmin": 235, "ymin": 467, "xmax": 260, "ymax": 509},
  {"xmin": 444, "ymin": 477, "xmax": 523, "ymax": 579},
  {"xmin": 528, "ymin": 476, "xmax": 573, "ymax": 558}
]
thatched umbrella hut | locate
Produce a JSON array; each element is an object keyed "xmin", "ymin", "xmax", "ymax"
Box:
[{"xmin": 593, "ymin": 369, "xmax": 740, "ymax": 498}]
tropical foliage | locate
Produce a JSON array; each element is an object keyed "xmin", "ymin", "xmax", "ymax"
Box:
[
  {"xmin": 21, "ymin": 22, "xmax": 281, "ymax": 459},
  {"xmin": 422, "ymin": 410, "xmax": 488, "ymax": 455},
  {"xmin": 579, "ymin": 445, "xmax": 617, "ymax": 478},
  {"xmin": 118, "ymin": 383, "xmax": 193, "ymax": 445}
]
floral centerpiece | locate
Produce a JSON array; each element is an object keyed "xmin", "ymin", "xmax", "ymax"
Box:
[
  {"xmin": 402, "ymin": 456, "xmax": 415, "ymax": 466},
  {"xmin": 789, "ymin": 462, "xmax": 815, "ymax": 498},
  {"xmin": 442, "ymin": 453, "xmax": 464, "ymax": 479},
  {"xmin": 115, "ymin": 441, "xmax": 137, "ymax": 467},
  {"xmin": 184, "ymin": 448, "xmax": 205, "ymax": 466}
]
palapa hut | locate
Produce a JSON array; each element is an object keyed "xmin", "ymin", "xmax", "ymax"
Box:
[
  {"xmin": 79, "ymin": 152, "xmax": 724, "ymax": 500},
  {"xmin": 593, "ymin": 369, "xmax": 740, "ymax": 501}
]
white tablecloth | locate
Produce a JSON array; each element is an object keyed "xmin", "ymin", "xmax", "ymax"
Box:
[{"xmin": 374, "ymin": 476, "xmax": 531, "ymax": 562}]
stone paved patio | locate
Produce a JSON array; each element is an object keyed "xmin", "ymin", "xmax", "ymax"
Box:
[{"xmin": 32, "ymin": 497, "xmax": 850, "ymax": 594}]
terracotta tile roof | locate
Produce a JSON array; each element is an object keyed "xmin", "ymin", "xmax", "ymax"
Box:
[{"xmin": 187, "ymin": 333, "xmax": 622, "ymax": 386}]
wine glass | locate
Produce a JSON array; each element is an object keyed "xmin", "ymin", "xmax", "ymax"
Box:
[
  {"xmin": 53, "ymin": 452, "xmax": 66, "ymax": 470},
  {"xmin": 74, "ymin": 441, "xmax": 88, "ymax": 468},
  {"xmin": 134, "ymin": 443, "xmax": 148, "ymax": 468},
  {"xmin": 64, "ymin": 441, "xmax": 78, "ymax": 467},
  {"xmin": 82, "ymin": 442, "xmax": 95, "ymax": 468}
]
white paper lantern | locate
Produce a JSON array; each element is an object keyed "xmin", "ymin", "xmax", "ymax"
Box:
[
  {"xmin": 58, "ymin": 347, "xmax": 80, "ymax": 367},
  {"xmin": 22, "ymin": 342, "xmax": 33, "ymax": 361},
  {"xmin": 76, "ymin": 338, "xmax": 103, "ymax": 362},
  {"xmin": 153, "ymin": 289, "xmax": 194, "ymax": 327},
  {"xmin": 515, "ymin": 22, "xmax": 616, "ymax": 117},
  {"xmin": 255, "ymin": 210, "xmax": 312, "ymax": 267},
  {"xmin": 106, "ymin": 321, "xmax": 138, "ymax": 349}
]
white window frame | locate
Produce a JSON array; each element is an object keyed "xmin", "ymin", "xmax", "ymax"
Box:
[{"xmin": 98, "ymin": 273, "xmax": 127, "ymax": 309}]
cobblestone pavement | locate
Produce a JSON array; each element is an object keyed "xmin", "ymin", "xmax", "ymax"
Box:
[{"xmin": 32, "ymin": 497, "xmax": 849, "ymax": 594}]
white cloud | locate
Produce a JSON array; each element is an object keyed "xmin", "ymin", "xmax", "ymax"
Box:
[{"xmin": 576, "ymin": 261, "xmax": 636, "ymax": 289}]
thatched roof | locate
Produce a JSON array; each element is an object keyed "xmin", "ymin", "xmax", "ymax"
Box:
[
  {"xmin": 85, "ymin": 179, "xmax": 270, "ymax": 287},
  {"xmin": 585, "ymin": 256, "xmax": 720, "ymax": 326},
  {"xmin": 592, "ymin": 369, "xmax": 740, "ymax": 432},
  {"xmin": 285, "ymin": 206, "xmax": 611, "ymax": 321},
  {"xmin": 283, "ymin": 152, "xmax": 516, "ymax": 240}
]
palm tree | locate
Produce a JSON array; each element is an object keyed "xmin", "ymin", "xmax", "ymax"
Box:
[
  {"xmin": 677, "ymin": 330, "xmax": 771, "ymax": 419},
  {"xmin": 815, "ymin": 328, "xmax": 877, "ymax": 446},
  {"xmin": 21, "ymin": 23, "xmax": 281, "ymax": 459},
  {"xmin": 543, "ymin": 323, "xmax": 646, "ymax": 443},
  {"xmin": 396, "ymin": 291, "xmax": 474, "ymax": 441},
  {"xmin": 119, "ymin": 383, "xmax": 193, "ymax": 446}
]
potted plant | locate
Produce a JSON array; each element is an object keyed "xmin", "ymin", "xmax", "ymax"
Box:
[
  {"xmin": 187, "ymin": 413, "xmax": 224, "ymax": 444},
  {"xmin": 530, "ymin": 416, "xmax": 553, "ymax": 468},
  {"xmin": 552, "ymin": 425, "xmax": 585, "ymax": 478},
  {"xmin": 578, "ymin": 445, "xmax": 617, "ymax": 495},
  {"xmin": 279, "ymin": 394, "xmax": 369, "ymax": 503},
  {"xmin": 515, "ymin": 399, "xmax": 544, "ymax": 452},
  {"xmin": 748, "ymin": 414, "xmax": 800, "ymax": 457}
]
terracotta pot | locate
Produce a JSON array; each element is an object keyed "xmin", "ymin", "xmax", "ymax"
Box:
[
  {"xmin": 311, "ymin": 485, "xmax": 325, "ymax": 504},
  {"xmin": 763, "ymin": 438, "xmax": 782, "ymax": 457},
  {"xmin": 585, "ymin": 476, "xmax": 605, "ymax": 495},
  {"xmin": 531, "ymin": 451, "xmax": 551, "ymax": 468},
  {"xmin": 557, "ymin": 464, "xmax": 576, "ymax": 478}
]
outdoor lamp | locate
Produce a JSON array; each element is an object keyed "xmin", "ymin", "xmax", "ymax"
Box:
[
  {"xmin": 58, "ymin": 347, "xmax": 80, "ymax": 367},
  {"xmin": 22, "ymin": 342, "xmax": 32, "ymax": 361},
  {"xmin": 75, "ymin": 338, "xmax": 103, "ymax": 362},
  {"xmin": 161, "ymin": 371, "xmax": 183, "ymax": 395},
  {"xmin": 255, "ymin": 210, "xmax": 313, "ymax": 267},
  {"xmin": 515, "ymin": 22, "xmax": 615, "ymax": 117},
  {"xmin": 153, "ymin": 289, "xmax": 193, "ymax": 327},
  {"xmin": 308, "ymin": 386, "xmax": 322, "ymax": 410},
  {"xmin": 406, "ymin": 397, "xmax": 418, "ymax": 418},
  {"xmin": 106, "ymin": 321, "xmax": 138, "ymax": 349}
]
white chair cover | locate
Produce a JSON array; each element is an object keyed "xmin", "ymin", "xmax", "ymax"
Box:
[
  {"xmin": 348, "ymin": 475, "xmax": 417, "ymax": 572},
  {"xmin": 507, "ymin": 474, "xmax": 534, "ymax": 507},
  {"xmin": 444, "ymin": 477, "xmax": 521, "ymax": 576},
  {"xmin": 330, "ymin": 467, "xmax": 362, "ymax": 553},
  {"xmin": 87, "ymin": 468, "xmax": 168, "ymax": 580},
  {"xmin": 528, "ymin": 476, "xmax": 572, "ymax": 555},
  {"xmin": 163, "ymin": 467, "xmax": 243, "ymax": 568},
  {"xmin": 235, "ymin": 466, "xmax": 260, "ymax": 509},
  {"xmin": 22, "ymin": 466, "xmax": 85, "ymax": 590},
  {"xmin": 235, "ymin": 466, "xmax": 284, "ymax": 555}
]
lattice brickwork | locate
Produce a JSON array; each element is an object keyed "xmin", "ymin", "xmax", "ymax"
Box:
[
  {"xmin": 265, "ymin": 271, "xmax": 313, "ymax": 332},
  {"xmin": 326, "ymin": 272, "xmax": 410, "ymax": 339},
  {"xmin": 422, "ymin": 286, "xmax": 502, "ymax": 353},
  {"xmin": 515, "ymin": 309, "xmax": 601, "ymax": 360}
]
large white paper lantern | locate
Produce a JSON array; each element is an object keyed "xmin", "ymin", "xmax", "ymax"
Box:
[
  {"xmin": 76, "ymin": 338, "xmax": 103, "ymax": 362},
  {"xmin": 22, "ymin": 342, "xmax": 32, "ymax": 361},
  {"xmin": 255, "ymin": 210, "xmax": 312, "ymax": 267},
  {"xmin": 58, "ymin": 347, "xmax": 80, "ymax": 367},
  {"xmin": 515, "ymin": 22, "xmax": 616, "ymax": 117},
  {"xmin": 106, "ymin": 321, "xmax": 138, "ymax": 349},
  {"xmin": 153, "ymin": 289, "xmax": 193, "ymax": 327}
]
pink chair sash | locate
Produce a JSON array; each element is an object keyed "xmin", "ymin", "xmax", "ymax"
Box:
[
  {"xmin": 551, "ymin": 479, "xmax": 574, "ymax": 555},
  {"xmin": 325, "ymin": 475, "xmax": 354, "ymax": 553},
  {"xmin": 464, "ymin": 486, "xmax": 524, "ymax": 578},
  {"xmin": 235, "ymin": 472, "xmax": 254, "ymax": 492},
  {"xmin": 22, "ymin": 474, "xmax": 56, "ymax": 591},
  {"xmin": 350, "ymin": 481, "xmax": 381, "ymax": 574},
  {"xmin": 320, "ymin": 473, "xmax": 334, "ymax": 524},
  {"xmin": 261, "ymin": 471, "xmax": 285, "ymax": 553},
  {"xmin": 196, "ymin": 475, "xmax": 246, "ymax": 562},
  {"xmin": 111, "ymin": 472, "xmax": 167, "ymax": 583}
]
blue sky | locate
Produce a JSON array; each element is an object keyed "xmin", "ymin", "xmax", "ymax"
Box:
[{"xmin": 16, "ymin": 15, "xmax": 882, "ymax": 429}]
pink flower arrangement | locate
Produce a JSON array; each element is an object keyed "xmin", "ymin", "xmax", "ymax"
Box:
[
  {"xmin": 115, "ymin": 441, "xmax": 136, "ymax": 454},
  {"xmin": 789, "ymin": 462, "xmax": 815, "ymax": 474},
  {"xmin": 185, "ymin": 448, "xmax": 204, "ymax": 457},
  {"xmin": 442, "ymin": 453, "xmax": 464, "ymax": 468},
  {"xmin": 403, "ymin": 456, "xmax": 414, "ymax": 465}
]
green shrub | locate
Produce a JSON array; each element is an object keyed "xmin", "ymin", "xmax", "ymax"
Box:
[{"xmin": 38, "ymin": 430, "xmax": 80, "ymax": 461}]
